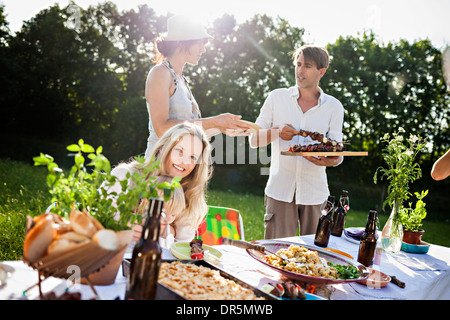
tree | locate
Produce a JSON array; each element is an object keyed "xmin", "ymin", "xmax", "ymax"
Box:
[
  {"xmin": 323, "ymin": 33, "xmax": 449, "ymax": 179},
  {"xmin": 0, "ymin": 4, "xmax": 12, "ymax": 119},
  {"xmin": 96, "ymin": 4, "xmax": 166, "ymax": 161},
  {"xmin": 4, "ymin": 5, "xmax": 82, "ymax": 140},
  {"xmin": 0, "ymin": 3, "xmax": 448, "ymax": 189},
  {"xmin": 190, "ymin": 14, "xmax": 304, "ymax": 121},
  {"xmin": 1, "ymin": 3, "xmax": 125, "ymax": 161}
]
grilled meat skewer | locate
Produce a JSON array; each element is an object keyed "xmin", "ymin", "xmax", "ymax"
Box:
[{"xmin": 290, "ymin": 142, "xmax": 346, "ymax": 153}]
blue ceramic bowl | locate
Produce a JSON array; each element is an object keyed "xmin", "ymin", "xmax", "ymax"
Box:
[{"xmin": 401, "ymin": 241, "xmax": 430, "ymax": 254}]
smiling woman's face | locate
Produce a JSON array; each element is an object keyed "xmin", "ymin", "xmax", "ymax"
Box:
[{"xmin": 164, "ymin": 134, "xmax": 203, "ymax": 179}]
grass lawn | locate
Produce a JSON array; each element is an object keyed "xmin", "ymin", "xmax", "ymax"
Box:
[
  {"xmin": 1, "ymin": 158, "xmax": 449, "ymax": 261},
  {"xmin": 0, "ymin": 159, "xmax": 51, "ymax": 260}
]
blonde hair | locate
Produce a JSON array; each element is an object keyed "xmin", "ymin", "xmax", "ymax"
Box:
[
  {"xmin": 113, "ymin": 123, "xmax": 208, "ymax": 231},
  {"xmin": 154, "ymin": 175, "xmax": 186, "ymax": 225},
  {"xmin": 148, "ymin": 122, "xmax": 212, "ymax": 228}
]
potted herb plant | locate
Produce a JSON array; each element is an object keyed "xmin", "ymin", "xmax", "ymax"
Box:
[
  {"xmin": 32, "ymin": 139, "xmax": 177, "ymax": 284},
  {"xmin": 399, "ymin": 190, "xmax": 428, "ymax": 245},
  {"xmin": 374, "ymin": 128, "xmax": 426, "ymax": 253}
]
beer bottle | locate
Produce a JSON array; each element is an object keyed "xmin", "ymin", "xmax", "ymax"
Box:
[
  {"xmin": 357, "ymin": 210, "xmax": 379, "ymax": 267},
  {"xmin": 125, "ymin": 198, "xmax": 163, "ymax": 300},
  {"xmin": 331, "ymin": 190, "xmax": 349, "ymax": 237},
  {"xmin": 314, "ymin": 195, "xmax": 335, "ymax": 247}
]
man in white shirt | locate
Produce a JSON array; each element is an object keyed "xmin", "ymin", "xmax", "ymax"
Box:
[{"xmin": 250, "ymin": 45, "xmax": 344, "ymax": 239}]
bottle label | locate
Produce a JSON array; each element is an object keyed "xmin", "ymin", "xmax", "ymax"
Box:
[
  {"xmin": 344, "ymin": 205, "xmax": 350, "ymax": 211},
  {"xmin": 321, "ymin": 209, "xmax": 328, "ymax": 215}
]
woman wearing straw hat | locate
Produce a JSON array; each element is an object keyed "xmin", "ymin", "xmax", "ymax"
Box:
[{"xmin": 144, "ymin": 15, "xmax": 251, "ymax": 158}]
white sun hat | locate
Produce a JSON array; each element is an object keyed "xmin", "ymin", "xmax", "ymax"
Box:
[{"xmin": 163, "ymin": 15, "xmax": 213, "ymax": 41}]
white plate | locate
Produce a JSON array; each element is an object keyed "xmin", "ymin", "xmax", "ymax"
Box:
[{"xmin": 170, "ymin": 242, "xmax": 223, "ymax": 262}]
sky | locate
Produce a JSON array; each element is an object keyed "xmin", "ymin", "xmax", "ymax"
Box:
[{"xmin": 1, "ymin": 0, "xmax": 449, "ymax": 49}]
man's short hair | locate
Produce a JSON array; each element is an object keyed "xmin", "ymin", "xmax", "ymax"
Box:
[{"xmin": 292, "ymin": 45, "xmax": 330, "ymax": 69}]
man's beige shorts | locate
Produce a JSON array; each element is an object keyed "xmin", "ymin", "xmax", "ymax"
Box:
[{"xmin": 264, "ymin": 195, "xmax": 322, "ymax": 239}]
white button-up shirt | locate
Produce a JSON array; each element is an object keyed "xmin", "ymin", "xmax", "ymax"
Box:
[{"xmin": 253, "ymin": 86, "xmax": 344, "ymax": 205}]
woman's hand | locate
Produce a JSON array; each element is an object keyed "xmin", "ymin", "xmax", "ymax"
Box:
[
  {"xmin": 211, "ymin": 113, "xmax": 251, "ymax": 136},
  {"xmin": 131, "ymin": 199, "xmax": 148, "ymax": 241},
  {"xmin": 159, "ymin": 213, "xmax": 169, "ymax": 239},
  {"xmin": 131, "ymin": 211, "xmax": 170, "ymax": 241},
  {"xmin": 132, "ymin": 224, "xmax": 143, "ymax": 242}
]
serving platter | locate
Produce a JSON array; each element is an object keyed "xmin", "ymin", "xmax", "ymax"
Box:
[
  {"xmin": 122, "ymin": 259, "xmax": 276, "ymax": 300},
  {"xmin": 281, "ymin": 151, "xmax": 368, "ymax": 156},
  {"xmin": 323, "ymin": 248, "xmax": 354, "ymax": 260},
  {"xmin": 246, "ymin": 240, "xmax": 369, "ymax": 285}
]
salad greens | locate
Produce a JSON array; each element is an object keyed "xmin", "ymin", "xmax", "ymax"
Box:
[{"xmin": 328, "ymin": 262, "xmax": 360, "ymax": 279}]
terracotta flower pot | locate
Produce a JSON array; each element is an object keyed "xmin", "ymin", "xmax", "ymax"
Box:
[
  {"xmin": 81, "ymin": 230, "xmax": 132, "ymax": 286},
  {"xmin": 402, "ymin": 229, "xmax": 425, "ymax": 245}
]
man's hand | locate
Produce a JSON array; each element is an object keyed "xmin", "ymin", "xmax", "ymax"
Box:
[
  {"xmin": 303, "ymin": 155, "xmax": 343, "ymax": 167},
  {"xmin": 279, "ymin": 124, "xmax": 299, "ymax": 141}
]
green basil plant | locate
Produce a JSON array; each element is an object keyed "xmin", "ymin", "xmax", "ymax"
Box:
[
  {"xmin": 399, "ymin": 190, "xmax": 428, "ymax": 232},
  {"xmin": 33, "ymin": 139, "xmax": 180, "ymax": 231}
]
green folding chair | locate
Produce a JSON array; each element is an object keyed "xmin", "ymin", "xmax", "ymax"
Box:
[{"xmin": 196, "ymin": 206, "xmax": 245, "ymax": 245}]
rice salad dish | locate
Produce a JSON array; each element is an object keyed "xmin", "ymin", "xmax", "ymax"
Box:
[{"xmin": 263, "ymin": 244, "xmax": 339, "ymax": 279}]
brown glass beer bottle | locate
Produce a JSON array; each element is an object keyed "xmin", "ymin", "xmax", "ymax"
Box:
[
  {"xmin": 357, "ymin": 210, "xmax": 379, "ymax": 267},
  {"xmin": 331, "ymin": 190, "xmax": 349, "ymax": 236},
  {"xmin": 125, "ymin": 198, "xmax": 163, "ymax": 300},
  {"xmin": 314, "ymin": 195, "xmax": 335, "ymax": 247}
]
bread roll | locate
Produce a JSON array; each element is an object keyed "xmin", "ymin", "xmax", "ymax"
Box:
[
  {"xmin": 32, "ymin": 213, "xmax": 48, "ymax": 224},
  {"xmin": 93, "ymin": 229, "xmax": 118, "ymax": 251},
  {"xmin": 46, "ymin": 238, "xmax": 79, "ymax": 255},
  {"xmin": 86, "ymin": 210, "xmax": 104, "ymax": 231},
  {"xmin": 58, "ymin": 231, "xmax": 90, "ymax": 243},
  {"xmin": 23, "ymin": 217, "xmax": 56, "ymax": 263},
  {"xmin": 49, "ymin": 213, "xmax": 65, "ymax": 224},
  {"xmin": 34, "ymin": 212, "xmax": 64, "ymax": 225},
  {"xmin": 69, "ymin": 209, "xmax": 97, "ymax": 238},
  {"xmin": 54, "ymin": 221, "xmax": 72, "ymax": 235}
]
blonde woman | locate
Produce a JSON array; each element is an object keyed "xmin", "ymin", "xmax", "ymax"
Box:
[
  {"xmin": 111, "ymin": 122, "xmax": 212, "ymax": 244},
  {"xmin": 144, "ymin": 14, "xmax": 250, "ymax": 157}
]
